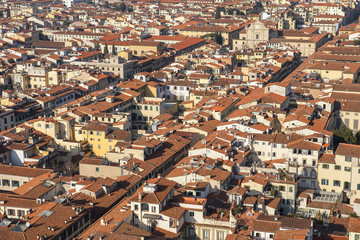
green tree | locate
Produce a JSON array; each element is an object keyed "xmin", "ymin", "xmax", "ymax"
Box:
[
  {"xmin": 104, "ymin": 43, "xmax": 109, "ymax": 55},
  {"xmin": 215, "ymin": 31, "xmax": 223, "ymax": 45},
  {"xmin": 227, "ymin": 9, "xmax": 240, "ymax": 15},
  {"xmin": 119, "ymin": 2, "xmax": 126, "ymax": 11},
  {"xmin": 270, "ymin": 186, "xmax": 278, "ymax": 197},
  {"xmin": 354, "ymin": 38, "xmax": 360, "ymax": 46},
  {"xmin": 278, "ymin": 169, "xmax": 286, "ymax": 180},
  {"xmin": 62, "ymin": 20, "xmax": 70, "ymax": 27},
  {"xmin": 39, "ymin": 31, "xmax": 50, "ymax": 41},
  {"xmin": 332, "ymin": 125, "xmax": 357, "ymax": 149},
  {"xmin": 315, "ymin": 211, "xmax": 324, "ymax": 224},
  {"xmin": 356, "ymin": 131, "xmax": 360, "ymax": 144},
  {"xmin": 95, "ymin": 42, "xmax": 101, "ymax": 51},
  {"xmin": 215, "ymin": 7, "xmax": 221, "ymax": 19},
  {"xmin": 112, "ymin": 44, "xmax": 116, "ymax": 55},
  {"xmin": 249, "ymin": 2, "xmax": 263, "ymax": 14}
]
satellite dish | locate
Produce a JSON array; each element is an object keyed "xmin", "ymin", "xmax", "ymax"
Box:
[
  {"xmin": 25, "ymin": 222, "xmax": 30, "ymax": 228},
  {"xmin": 42, "ymin": 199, "xmax": 45, "ymax": 203}
]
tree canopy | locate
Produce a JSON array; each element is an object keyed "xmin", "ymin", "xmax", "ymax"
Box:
[
  {"xmin": 354, "ymin": 38, "xmax": 360, "ymax": 46},
  {"xmin": 104, "ymin": 43, "xmax": 109, "ymax": 55},
  {"xmin": 215, "ymin": 7, "xmax": 221, "ymax": 19},
  {"xmin": 215, "ymin": 31, "xmax": 223, "ymax": 45},
  {"xmin": 112, "ymin": 44, "xmax": 116, "ymax": 55},
  {"xmin": 332, "ymin": 125, "xmax": 360, "ymax": 149}
]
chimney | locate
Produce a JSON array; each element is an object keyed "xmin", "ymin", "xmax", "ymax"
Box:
[
  {"xmin": 138, "ymin": 191, "xmax": 142, "ymax": 201},
  {"xmin": 100, "ymin": 218, "xmax": 106, "ymax": 226}
]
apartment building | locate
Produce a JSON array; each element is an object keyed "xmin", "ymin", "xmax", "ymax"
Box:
[
  {"xmin": 0, "ymin": 201, "xmax": 92, "ymax": 240},
  {"xmin": 251, "ymin": 215, "xmax": 313, "ymax": 239},
  {"xmin": 269, "ymin": 178, "xmax": 298, "ymax": 215},
  {"xmin": 318, "ymin": 143, "xmax": 360, "ymax": 201},
  {"xmin": 75, "ymin": 121, "xmax": 131, "ymax": 157},
  {"xmin": 128, "ymin": 177, "xmax": 236, "ymax": 239},
  {"xmin": 303, "ymin": 61, "xmax": 360, "ymax": 82},
  {"xmin": 132, "ymin": 97, "xmax": 177, "ymax": 130},
  {"xmin": 0, "ymin": 109, "xmax": 15, "ymax": 132},
  {"xmin": 165, "ymin": 80, "xmax": 194, "ymax": 102},
  {"xmin": 73, "ymin": 55, "xmax": 138, "ymax": 80},
  {"xmin": 339, "ymin": 101, "xmax": 360, "ymax": 132},
  {"xmin": 267, "ymin": 32, "xmax": 331, "ymax": 57},
  {"xmin": 0, "ymin": 165, "xmax": 52, "ymax": 191},
  {"xmin": 51, "ymin": 31, "xmax": 106, "ymax": 42}
]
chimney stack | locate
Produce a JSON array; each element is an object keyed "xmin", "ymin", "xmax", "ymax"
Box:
[{"xmin": 100, "ymin": 218, "xmax": 107, "ymax": 226}]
